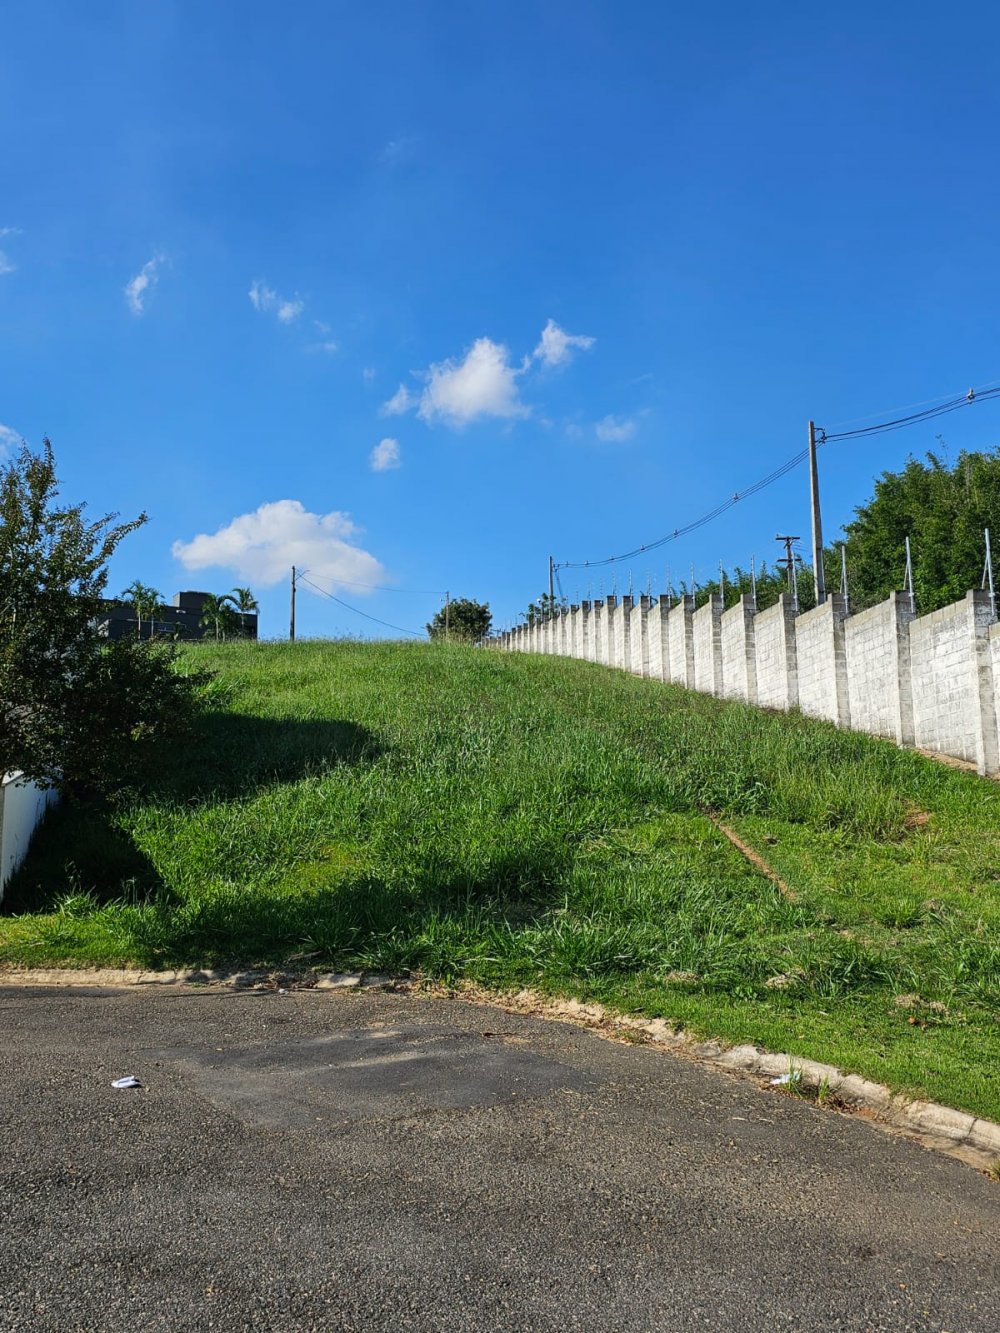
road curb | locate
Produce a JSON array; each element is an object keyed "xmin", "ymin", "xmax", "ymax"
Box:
[{"xmin": 3, "ymin": 965, "xmax": 998, "ymax": 1175}]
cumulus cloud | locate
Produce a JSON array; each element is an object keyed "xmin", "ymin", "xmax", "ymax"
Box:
[
  {"xmin": 381, "ymin": 383, "xmax": 416, "ymax": 416},
  {"xmin": 533, "ymin": 318, "xmax": 595, "ymax": 368},
  {"xmin": 124, "ymin": 253, "xmax": 165, "ymax": 314},
  {"xmin": 417, "ymin": 337, "xmax": 528, "ymax": 427},
  {"xmin": 249, "ymin": 279, "xmax": 304, "ymax": 324},
  {"xmin": 172, "ymin": 499, "xmax": 385, "ymax": 590},
  {"xmin": 370, "ymin": 438, "xmax": 401, "ymax": 471},
  {"xmin": 0, "ymin": 423, "xmax": 22, "ymax": 457},
  {"xmin": 381, "ymin": 321, "xmax": 599, "ymax": 430},
  {"xmin": 595, "ymin": 414, "xmax": 637, "ymax": 443}
]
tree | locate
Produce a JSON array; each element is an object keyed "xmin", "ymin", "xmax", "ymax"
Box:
[
  {"xmin": 426, "ymin": 598, "xmax": 492, "ymax": 641},
  {"xmin": 0, "ymin": 439, "xmax": 206, "ymax": 796},
  {"xmin": 834, "ymin": 449, "xmax": 1000, "ymax": 614},
  {"xmin": 225, "ymin": 586, "xmax": 259, "ymax": 613},
  {"xmin": 200, "ymin": 594, "xmax": 241, "ymax": 642},
  {"xmin": 121, "ymin": 580, "xmax": 162, "ymax": 638},
  {"xmin": 223, "ymin": 586, "xmax": 259, "ymax": 638},
  {"xmin": 523, "ymin": 592, "xmax": 565, "ymax": 625}
]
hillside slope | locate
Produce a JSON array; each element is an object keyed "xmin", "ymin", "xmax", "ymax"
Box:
[{"xmin": 4, "ymin": 640, "xmax": 1000, "ymax": 1119}]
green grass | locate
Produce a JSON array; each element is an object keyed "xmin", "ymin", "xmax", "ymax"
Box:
[{"xmin": 4, "ymin": 639, "xmax": 1000, "ymax": 1121}]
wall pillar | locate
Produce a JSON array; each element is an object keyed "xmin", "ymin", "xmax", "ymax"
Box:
[
  {"xmin": 666, "ymin": 595, "xmax": 696, "ymax": 687},
  {"xmin": 692, "ymin": 594, "xmax": 724, "ymax": 696}
]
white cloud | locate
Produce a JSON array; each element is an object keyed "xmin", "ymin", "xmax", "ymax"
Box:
[
  {"xmin": 362, "ymin": 367, "xmax": 376, "ymax": 383},
  {"xmin": 172, "ymin": 499, "xmax": 385, "ymax": 590},
  {"xmin": 249, "ymin": 279, "xmax": 304, "ymax": 324},
  {"xmin": 370, "ymin": 438, "xmax": 401, "ymax": 472},
  {"xmin": 277, "ymin": 298, "xmax": 304, "ymax": 324},
  {"xmin": 0, "ymin": 423, "xmax": 22, "ymax": 457},
  {"xmin": 381, "ymin": 383, "xmax": 416, "ymax": 416},
  {"xmin": 124, "ymin": 253, "xmax": 164, "ymax": 315},
  {"xmin": 0, "ymin": 227, "xmax": 20, "ymax": 276},
  {"xmin": 418, "ymin": 337, "xmax": 528, "ymax": 427},
  {"xmin": 380, "ymin": 136, "xmax": 415, "ymax": 166},
  {"xmin": 533, "ymin": 318, "xmax": 595, "ymax": 368},
  {"xmin": 595, "ymin": 414, "xmax": 637, "ymax": 443}
]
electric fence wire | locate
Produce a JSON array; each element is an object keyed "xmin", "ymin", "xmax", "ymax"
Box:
[
  {"xmin": 297, "ymin": 575, "xmax": 426, "ymax": 637},
  {"xmin": 557, "ymin": 380, "xmax": 1000, "ymax": 572}
]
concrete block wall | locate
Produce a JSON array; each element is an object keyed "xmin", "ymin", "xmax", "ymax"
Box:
[
  {"xmin": 647, "ymin": 601, "xmax": 670, "ymax": 681},
  {"xmin": 692, "ymin": 595, "xmax": 724, "ymax": 696},
  {"xmin": 629, "ymin": 597, "xmax": 651, "ymax": 676},
  {"xmin": 754, "ymin": 594, "xmax": 798, "ymax": 711},
  {"xmin": 720, "ymin": 595, "xmax": 757, "ymax": 703},
  {"xmin": 796, "ymin": 593, "xmax": 850, "ymax": 726},
  {"xmin": 497, "ymin": 588, "xmax": 1000, "ymax": 775},
  {"xmin": 845, "ymin": 592, "xmax": 914, "ymax": 744},
  {"xmin": 611, "ymin": 596, "xmax": 633, "ymax": 671},
  {"xmin": 1, "ymin": 773, "xmax": 58, "ymax": 900},
  {"xmin": 909, "ymin": 590, "xmax": 999, "ymax": 773},
  {"xmin": 667, "ymin": 596, "xmax": 696, "ymax": 688}
]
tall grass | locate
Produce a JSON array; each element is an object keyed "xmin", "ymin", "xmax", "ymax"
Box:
[{"xmin": 4, "ymin": 639, "xmax": 1000, "ymax": 1118}]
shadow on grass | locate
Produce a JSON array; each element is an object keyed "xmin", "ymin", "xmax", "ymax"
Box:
[
  {"xmin": 115, "ymin": 851, "xmax": 572, "ymax": 972},
  {"xmin": 1, "ymin": 800, "xmax": 169, "ymax": 914},
  {"xmin": 2, "ymin": 713, "xmax": 382, "ymax": 916},
  {"xmin": 140, "ymin": 711, "xmax": 383, "ymax": 804}
]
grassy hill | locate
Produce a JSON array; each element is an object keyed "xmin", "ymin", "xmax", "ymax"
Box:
[{"xmin": 4, "ymin": 639, "xmax": 1000, "ymax": 1120}]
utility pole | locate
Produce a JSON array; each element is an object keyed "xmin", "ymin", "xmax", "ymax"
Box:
[
  {"xmin": 445, "ymin": 590, "xmax": 450, "ymax": 639},
  {"xmin": 548, "ymin": 556, "xmax": 555, "ymax": 606},
  {"xmin": 775, "ymin": 535, "xmax": 801, "ymax": 593},
  {"xmin": 808, "ymin": 420, "xmax": 826, "ymax": 605},
  {"xmin": 289, "ymin": 565, "xmax": 297, "ymax": 642}
]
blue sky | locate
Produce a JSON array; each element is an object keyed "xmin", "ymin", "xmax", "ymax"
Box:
[{"xmin": 3, "ymin": 3, "xmax": 1000, "ymax": 637}]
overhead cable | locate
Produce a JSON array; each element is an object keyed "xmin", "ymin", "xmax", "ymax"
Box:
[
  {"xmin": 297, "ymin": 576, "xmax": 425, "ymax": 637},
  {"xmin": 557, "ymin": 378, "xmax": 1000, "ymax": 571}
]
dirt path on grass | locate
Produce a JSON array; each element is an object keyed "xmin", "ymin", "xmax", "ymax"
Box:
[{"xmin": 1, "ymin": 984, "xmax": 998, "ymax": 1332}]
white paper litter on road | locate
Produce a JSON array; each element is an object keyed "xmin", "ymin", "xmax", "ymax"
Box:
[
  {"xmin": 111, "ymin": 1075, "xmax": 142, "ymax": 1089},
  {"xmin": 771, "ymin": 1073, "xmax": 795, "ymax": 1086}
]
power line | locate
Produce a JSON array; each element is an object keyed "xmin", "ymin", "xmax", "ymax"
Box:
[
  {"xmin": 820, "ymin": 385, "xmax": 1000, "ymax": 442},
  {"xmin": 297, "ymin": 575, "xmax": 426, "ymax": 637},
  {"xmin": 302, "ymin": 572, "xmax": 446, "ymax": 595},
  {"xmin": 557, "ymin": 378, "xmax": 1000, "ymax": 571}
]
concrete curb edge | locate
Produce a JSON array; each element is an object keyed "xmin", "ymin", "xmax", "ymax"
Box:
[{"xmin": 3, "ymin": 965, "xmax": 998, "ymax": 1174}]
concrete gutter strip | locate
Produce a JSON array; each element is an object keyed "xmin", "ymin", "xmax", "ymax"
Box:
[{"xmin": 2, "ymin": 965, "xmax": 998, "ymax": 1175}]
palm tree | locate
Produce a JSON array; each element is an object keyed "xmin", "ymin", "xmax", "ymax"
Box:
[
  {"xmin": 121, "ymin": 581, "xmax": 161, "ymax": 639},
  {"xmin": 223, "ymin": 586, "xmax": 259, "ymax": 638},
  {"xmin": 225, "ymin": 586, "xmax": 259, "ymax": 613},
  {"xmin": 199, "ymin": 594, "xmax": 238, "ymax": 642}
]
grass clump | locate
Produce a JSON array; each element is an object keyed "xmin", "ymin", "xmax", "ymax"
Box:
[{"xmin": 4, "ymin": 639, "xmax": 1000, "ymax": 1121}]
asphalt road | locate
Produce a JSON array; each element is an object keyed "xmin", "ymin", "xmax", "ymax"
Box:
[{"xmin": 0, "ymin": 986, "xmax": 997, "ymax": 1332}]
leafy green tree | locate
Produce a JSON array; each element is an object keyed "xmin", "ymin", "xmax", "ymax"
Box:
[
  {"xmin": 121, "ymin": 580, "xmax": 162, "ymax": 638},
  {"xmin": 426, "ymin": 598, "xmax": 492, "ymax": 641},
  {"xmin": 523, "ymin": 592, "xmax": 566, "ymax": 624},
  {"xmin": 834, "ymin": 449, "xmax": 1000, "ymax": 613},
  {"xmin": 0, "ymin": 439, "xmax": 206, "ymax": 795}
]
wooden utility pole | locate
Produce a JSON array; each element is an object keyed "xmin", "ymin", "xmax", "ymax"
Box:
[
  {"xmin": 289, "ymin": 566, "xmax": 297, "ymax": 642},
  {"xmin": 808, "ymin": 420, "xmax": 826, "ymax": 605},
  {"xmin": 548, "ymin": 556, "xmax": 555, "ymax": 605},
  {"xmin": 445, "ymin": 591, "xmax": 450, "ymax": 639}
]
